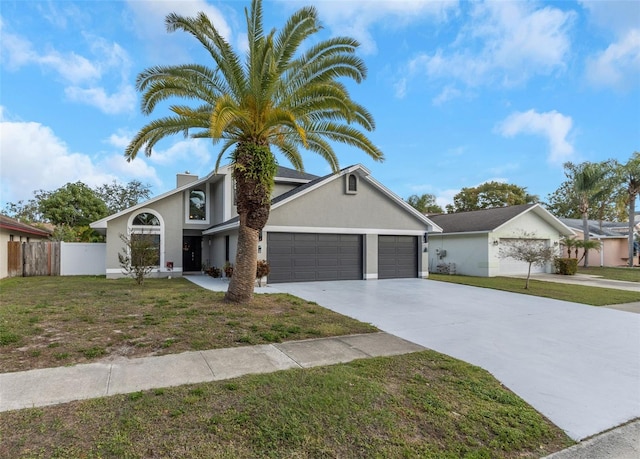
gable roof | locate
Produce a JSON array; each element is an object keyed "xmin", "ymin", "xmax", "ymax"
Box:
[
  {"xmin": 90, "ymin": 164, "xmax": 316, "ymax": 230},
  {"xmin": 428, "ymin": 204, "xmax": 574, "ymax": 236},
  {"xmin": 559, "ymin": 218, "xmax": 633, "ymax": 238},
  {"xmin": 0, "ymin": 215, "xmax": 52, "ymax": 238},
  {"xmin": 204, "ymin": 164, "xmax": 443, "ymax": 235}
]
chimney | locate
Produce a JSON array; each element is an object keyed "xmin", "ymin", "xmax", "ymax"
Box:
[{"xmin": 177, "ymin": 171, "xmax": 198, "ymax": 188}]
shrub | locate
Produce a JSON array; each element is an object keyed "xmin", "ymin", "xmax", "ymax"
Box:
[
  {"xmin": 554, "ymin": 257, "xmax": 578, "ymax": 275},
  {"xmin": 256, "ymin": 260, "xmax": 270, "ymax": 286},
  {"xmin": 223, "ymin": 262, "xmax": 234, "ymax": 278}
]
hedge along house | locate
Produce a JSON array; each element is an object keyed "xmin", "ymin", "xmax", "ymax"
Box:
[
  {"xmin": 91, "ymin": 164, "xmax": 442, "ymax": 283},
  {"xmin": 427, "ymin": 204, "xmax": 574, "ymax": 277}
]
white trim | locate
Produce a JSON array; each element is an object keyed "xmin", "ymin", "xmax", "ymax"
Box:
[
  {"xmin": 106, "ymin": 267, "xmax": 183, "ymax": 274},
  {"xmin": 364, "ymin": 273, "xmax": 378, "ymax": 280},
  {"xmin": 264, "ymin": 225, "xmax": 427, "ymax": 236},
  {"xmin": 202, "ymin": 220, "xmax": 239, "ymax": 235},
  {"xmin": 419, "ymin": 271, "xmax": 429, "ymax": 277}
]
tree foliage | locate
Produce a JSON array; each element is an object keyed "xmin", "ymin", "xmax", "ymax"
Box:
[
  {"xmin": 2, "ymin": 180, "xmax": 151, "ymax": 242},
  {"xmin": 124, "ymin": 0, "xmax": 383, "ymax": 302},
  {"xmin": 616, "ymin": 152, "xmax": 640, "ymax": 266},
  {"xmin": 498, "ymin": 232, "xmax": 558, "ymax": 289},
  {"xmin": 406, "ymin": 194, "xmax": 443, "ymax": 214},
  {"xmin": 96, "ymin": 180, "xmax": 151, "ymax": 214},
  {"xmin": 446, "ymin": 182, "xmax": 538, "ymax": 213}
]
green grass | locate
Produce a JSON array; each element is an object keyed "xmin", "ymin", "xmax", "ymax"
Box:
[
  {"xmin": 428, "ymin": 274, "xmax": 640, "ymax": 306},
  {"xmin": 577, "ymin": 266, "xmax": 640, "ymax": 282},
  {"xmin": 0, "ymin": 351, "xmax": 573, "ymax": 458},
  {"xmin": 0, "ymin": 276, "xmax": 376, "ymax": 373}
]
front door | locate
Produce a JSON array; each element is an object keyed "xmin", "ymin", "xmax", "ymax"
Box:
[{"xmin": 182, "ymin": 236, "xmax": 202, "ymax": 272}]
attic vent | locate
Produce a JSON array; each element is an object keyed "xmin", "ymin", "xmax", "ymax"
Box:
[{"xmin": 345, "ymin": 173, "xmax": 358, "ymax": 195}]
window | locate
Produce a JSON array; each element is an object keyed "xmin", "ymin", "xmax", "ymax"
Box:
[
  {"xmin": 131, "ymin": 233, "xmax": 160, "ymax": 266},
  {"xmin": 129, "ymin": 210, "xmax": 163, "ymax": 268},
  {"xmin": 189, "ymin": 189, "xmax": 206, "ymax": 221},
  {"xmin": 345, "ymin": 173, "xmax": 358, "ymax": 194}
]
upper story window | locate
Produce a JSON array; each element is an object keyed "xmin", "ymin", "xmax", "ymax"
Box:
[
  {"xmin": 345, "ymin": 173, "xmax": 358, "ymax": 195},
  {"xmin": 184, "ymin": 185, "xmax": 210, "ymax": 224},
  {"xmin": 189, "ymin": 189, "xmax": 207, "ymax": 221}
]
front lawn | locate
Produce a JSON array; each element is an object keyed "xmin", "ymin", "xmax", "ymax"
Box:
[
  {"xmin": 0, "ymin": 351, "xmax": 573, "ymax": 458},
  {"xmin": 0, "ymin": 276, "xmax": 376, "ymax": 373},
  {"xmin": 577, "ymin": 266, "xmax": 639, "ymax": 282},
  {"xmin": 428, "ymin": 274, "xmax": 640, "ymax": 305}
]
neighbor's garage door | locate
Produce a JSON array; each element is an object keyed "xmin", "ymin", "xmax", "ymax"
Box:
[
  {"xmin": 378, "ymin": 235, "xmax": 418, "ymax": 279},
  {"xmin": 499, "ymin": 238, "xmax": 548, "ymax": 275},
  {"xmin": 267, "ymin": 233, "xmax": 362, "ymax": 283}
]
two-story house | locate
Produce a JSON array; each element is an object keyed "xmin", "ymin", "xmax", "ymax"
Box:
[{"xmin": 90, "ymin": 164, "xmax": 441, "ymax": 283}]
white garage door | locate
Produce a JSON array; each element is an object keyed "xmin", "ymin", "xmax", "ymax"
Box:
[{"xmin": 499, "ymin": 238, "xmax": 549, "ymax": 275}]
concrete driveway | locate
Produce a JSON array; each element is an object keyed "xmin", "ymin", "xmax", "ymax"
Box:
[{"xmin": 270, "ymin": 278, "xmax": 640, "ymax": 441}]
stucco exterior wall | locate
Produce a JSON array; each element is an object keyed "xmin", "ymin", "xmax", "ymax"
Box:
[
  {"xmin": 428, "ymin": 233, "xmax": 489, "ymax": 276},
  {"xmin": 267, "ymin": 176, "xmax": 427, "ymax": 232},
  {"xmin": 105, "ymin": 193, "xmax": 184, "ymax": 279},
  {"xmin": 566, "ymin": 229, "xmax": 630, "ymax": 267}
]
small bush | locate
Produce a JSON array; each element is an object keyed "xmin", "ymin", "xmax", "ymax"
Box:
[
  {"xmin": 554, "ymin": 257, "xmax": 578, "ymax": 275},
  {"xmin": 256, "ymin": 260, "xmax": 270, "ymax": 286}
]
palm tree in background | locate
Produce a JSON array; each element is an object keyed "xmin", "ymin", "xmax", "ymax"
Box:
[
  {"xmin": 569, "ymin": 161, "xmax": 610, "ymax": 267},
  {"xmin": 125, "ymin": 0, "xmax": 384, "ymax": 302},
  {"xmin": 618, "ymin": 152, "xmax": 640, "ymax": 267}
]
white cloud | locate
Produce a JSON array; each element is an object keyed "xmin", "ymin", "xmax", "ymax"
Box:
[
  {"xmin": 124, "ymin": 0, "xmax": 234, "ymax": 61},
  {"xmin": 496, "ymin": 109, "xmax": 574, "ymax": 164},
  {"xmin": 401, "ymin": 1, "xmax": 574, "ymax": 99},
  {"xmin": 277, "ymin": 0, "xmax": 459, "ymax": 55},
  {"xmin": 586, "ymin": 29, "xmax": 640, "ymax": 90},
  {"xmin": 0, "ymin": 24, "xmax": 135, "ymax": 114},
  {"xmin": 147, "ymin": 138, "xmax": 212, "ymax": 171},
  {"xmin": 0, "ymin": 113, "xmax": 160, "ymax": 205}
]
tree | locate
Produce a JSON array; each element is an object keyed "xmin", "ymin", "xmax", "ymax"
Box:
[
  {"xmin": 406, "ymin": 194, "xmax": 443, "ymax": 214},
  {"xmin": 545, "ymin": 161, "xmax": 621, "ymax": 222},
  {"xmin": 446, "ymin": 182, "xmax": 538, "ymax": 213},
  {"xmin": 118, "ymin": 231, "xmax": 160, "ymax": 285},
  {"xmin": 124, "ymin": 1, "xmax": 383, "ymax": 302},
  {"xmin": 498, "ymin": 233, "xmax": 557, "ymax": 289},
  {"xmin": 96, "ymin": 180, "xmax": 152, "ymax": 214},
  {"xmin": 37, "ymin": 182, "xmax": 108, "ymax": 227},
  {"xmin": 617, "ymin": 152, "xmax": 640, "ymax": 267},
  {"xmin": 569, "ymin": 161, "xmax": 612, "ymax": 267}
]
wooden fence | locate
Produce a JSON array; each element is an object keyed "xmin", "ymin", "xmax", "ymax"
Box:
[{"xmin": 7, "ymin": 241, "xmax": 61, "ymax": 277}]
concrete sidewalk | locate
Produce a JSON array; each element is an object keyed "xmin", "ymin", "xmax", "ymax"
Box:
[{"xmin": 0, "ymin": 332, "xmax": 424, "ymax": 412}]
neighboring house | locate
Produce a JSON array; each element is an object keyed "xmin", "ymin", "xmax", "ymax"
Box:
[
  {"xmin": 91, "ymin": 164, "xmax": 442, "ymax": 283},
  {"xmin": 0, "ymin": 215, "xmax": 53, "ymax": 279},
  {"xmin": 427, "ymin": 204, "xmax": 574, "ymax": 277},
  {"xmin": 559, "ymin": 218, "xmax": 639, "ymax": 267}
]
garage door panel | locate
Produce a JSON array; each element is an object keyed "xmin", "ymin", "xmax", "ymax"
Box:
[
  {"xmin": 268, "ymin": 232, "xmax": 362, "ymax": 283},
  {"xmin": 378, "ymin": 235, "xmax": 418, "ymax": 279}
]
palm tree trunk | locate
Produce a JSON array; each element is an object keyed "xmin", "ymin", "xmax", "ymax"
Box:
[
  {"xmin": 629, "ymin": 191, "xmax": 637, "ymax": 267},
  {"xmin": 226, "ymin": 219, "xmax": 259, "ymax": 303},
  {"xmin": 224, "ymin": 142, "xmax": 274, "ymax": 303},
  {"xmin": 582, "ymin": 210, "xmax": 590, "ymax": 267}
]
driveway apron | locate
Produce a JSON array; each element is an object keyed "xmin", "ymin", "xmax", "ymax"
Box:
[{"xmin": 270, "ymin": 278, "xmax": 640, "ymax": 441}]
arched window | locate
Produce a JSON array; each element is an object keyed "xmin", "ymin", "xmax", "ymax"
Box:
[
  {"xmin": 128, "ymin": 210, "xmax": 163, "ymax": 268},
  {"xmin": 345, "ymin": 173, "xmax": 358, "ymax": 194}
]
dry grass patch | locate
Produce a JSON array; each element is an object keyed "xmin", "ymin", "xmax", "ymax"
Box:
[{"xmin": 0, "ymin": 276, "xmax": 376, "ymax": 372}]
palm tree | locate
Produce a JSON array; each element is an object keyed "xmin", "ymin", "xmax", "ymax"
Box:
[
  {"xmin": 569, "ymin": 161, "xmax": 610, "ymax": 267},
  {"xmin": 618, "ymin": 152, "xmax": 640, "ymax": 267},
  {"xmin": 124, "ymin": 0, "xmax": 383, "ymax": 302}
]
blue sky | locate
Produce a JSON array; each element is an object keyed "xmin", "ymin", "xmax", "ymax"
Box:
[{"xmin": 1, "ymin": 0, "xmax": 639, "ymax": 212}]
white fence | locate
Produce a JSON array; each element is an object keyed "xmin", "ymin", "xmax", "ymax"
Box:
[{"xmin": 60, "ymin": 242, "xmax": 106, "ymax": 275}]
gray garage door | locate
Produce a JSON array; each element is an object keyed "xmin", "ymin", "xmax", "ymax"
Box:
[
  {"xmin": 378, "ymin": 235, "xmax": 418, "ymax": 279},
  {"xmin": 267, "ymin": 232, "xmax": 363, "ymax": 283}
]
